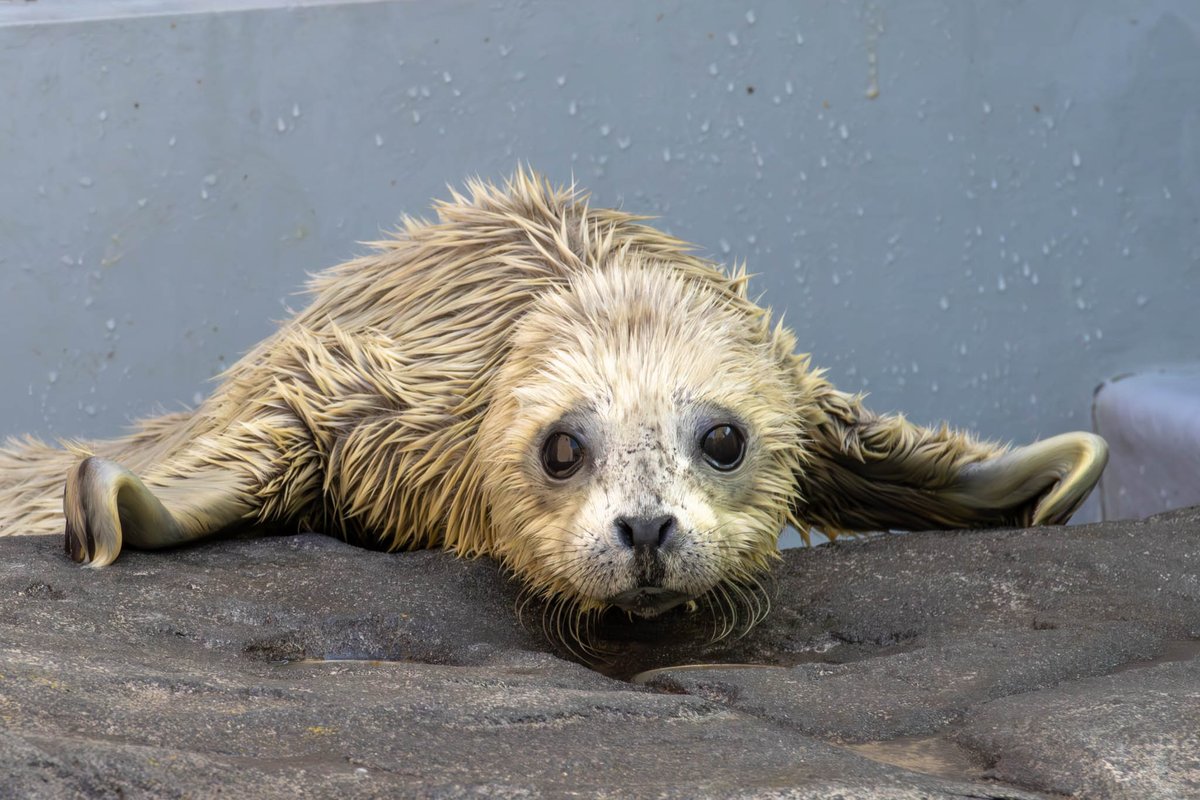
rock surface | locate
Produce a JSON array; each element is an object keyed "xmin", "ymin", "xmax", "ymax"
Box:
[{"xmin": 1, "ymin": 508, "xmax": 1198, "ymax": 798}]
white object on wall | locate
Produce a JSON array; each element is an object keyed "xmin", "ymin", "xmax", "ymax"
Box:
[{"xmin": 1094, "ymin": 368, "xmax": 1200, "ymax": 520}]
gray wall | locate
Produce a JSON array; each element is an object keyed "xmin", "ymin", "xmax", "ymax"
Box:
[{"xmin": 3, "ymin": 1, "xmax": 1199, "ymax": 525}]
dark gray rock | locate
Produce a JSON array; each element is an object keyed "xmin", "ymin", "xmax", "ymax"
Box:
[
  {"xmin": 635, "ymin": 625, "xmax": 1160, "ymax": 742},
  {"xmin": 954, "ymin": 654, "xmax": 1200, "ymax": 798},
  {"xmin": 1, "ymin": 508, "xmax": 1198, "ymax": 798}
]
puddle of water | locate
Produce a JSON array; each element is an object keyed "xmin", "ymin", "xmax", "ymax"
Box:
[
  {"xmin": 272, "ymin": 657, "xmax": 568, "ymax": 682},
  {"xmin": 273, "ymin": 657, "xmax": 413, "ymax": 667},
  {"xmin": 843, "ymin": 734, "xmax": 987, "ymax": 782},
  {"xmin": 614, "ymin": 639, "xmax": 920, "ymax": 684},
  {"xmin": 629, "ymin": 663, "xmax": 788, "ymax": 685},
  {"xmin": 1110, "ymin": 638, "xmax": 1200, "ymax": 675}
]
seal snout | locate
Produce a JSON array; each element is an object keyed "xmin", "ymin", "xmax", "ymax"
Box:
[
  {"xmin": 614, "ymin": 513, "xmax": 676, "ymax": 550},
  {"xmin": 613, "ymin": 513, "xmax": 675, "ymax": 590}
]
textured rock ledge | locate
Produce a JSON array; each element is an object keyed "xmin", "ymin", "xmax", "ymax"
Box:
[{"xmin": 1, "ymin": 508, "xmax": 1198, "ymax": 798}]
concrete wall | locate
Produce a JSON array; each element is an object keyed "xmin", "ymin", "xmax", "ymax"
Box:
[{"xmin": 3, "ymin": 1, "xmax": 1198, "ymax": 524}]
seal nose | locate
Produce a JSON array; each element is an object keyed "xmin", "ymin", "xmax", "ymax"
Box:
[{"xmin": 615, "ymin": 514, "xmax": 676, "ymax": 549}]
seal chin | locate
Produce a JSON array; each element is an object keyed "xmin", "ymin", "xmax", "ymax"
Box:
[{"xmin": 608, "ymin": 587, "xmax": 691, "ymax": 618}]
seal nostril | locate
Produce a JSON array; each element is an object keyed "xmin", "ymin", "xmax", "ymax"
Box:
[
  {"xmin": 615, "ymin": 518, "xmax": 635, "ymax": 549},
  {"xmin": 614, "ymin": 514, "xmax": 676, "ymax": 549},
  {"xmin": 656, "ymin": 515, "xmax": 676, "ymax": 547}
]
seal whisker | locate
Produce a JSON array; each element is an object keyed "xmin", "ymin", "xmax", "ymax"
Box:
[{"xmin": 706, "ymin": 581, "xmax": 737, "ymax": 642}]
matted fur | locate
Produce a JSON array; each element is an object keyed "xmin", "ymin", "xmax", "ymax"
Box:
[{"xmin": 0, "ymin": 169, "xmax": 1107, "ymax": 625}]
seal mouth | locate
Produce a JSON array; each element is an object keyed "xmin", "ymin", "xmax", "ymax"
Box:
[{"xmin": 608, "ymin": 587, "xmax": 690, "ymax": 617}]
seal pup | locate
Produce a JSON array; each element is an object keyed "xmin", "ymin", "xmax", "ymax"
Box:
[{"xmin": 0, "ymin": 170, "xmax": 1107, "ymax": 625}]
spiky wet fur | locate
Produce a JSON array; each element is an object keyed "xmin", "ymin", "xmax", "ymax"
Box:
[{"xmin": 0, "ymin": 170, "xmax": 1107, "ymax": 643}]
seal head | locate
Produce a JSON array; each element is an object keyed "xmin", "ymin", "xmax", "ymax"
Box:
[{"xmin": 479, "ymin": 260, "xmax": 804, "ymax": 617}]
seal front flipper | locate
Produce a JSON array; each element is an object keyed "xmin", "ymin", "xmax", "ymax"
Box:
[
  {"xmin": 791, "ymin": 385, "xmax": 1109, "ymax": 536},
  {"xmin": 64, "ymin": 456, "xmax": 256, "ymax": 566},
  {"xmin": 950, "ymin": 431, "xmax": 1108, "ymax": 526}
]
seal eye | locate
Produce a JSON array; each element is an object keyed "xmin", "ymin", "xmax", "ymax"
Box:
[
  {"xmin": 541, "ymin": 432, "xmax": 584, "ymax": 479},
  {"xmin": 701, "ymin": 424, "xmax": 745, "ymax": 471}
]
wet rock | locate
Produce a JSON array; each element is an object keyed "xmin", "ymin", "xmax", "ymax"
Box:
[
  {"xmin": 955, "ymin": 653, "xmax": 1200, "ymax": 798},
  {"xmin": 635, "ymin": 625, "xmax": 1161, "ymax": 742},
  {"xmin": 0, "ymin": 508, "xmax": 1197, "ymax": 798}
]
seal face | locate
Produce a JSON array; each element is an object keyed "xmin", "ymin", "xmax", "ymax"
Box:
[
  {"xmin": 479, "ymin": 265, "xmax": 802, "ymax": 617},
  {"xmin": 0, "ymin": 169, "xmax": 1108, "ymax": 639}
]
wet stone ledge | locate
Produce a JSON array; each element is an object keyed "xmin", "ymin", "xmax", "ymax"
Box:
[{"xmin": 1, "ymin": 508, "xmax": 1198, "ymax": 798}]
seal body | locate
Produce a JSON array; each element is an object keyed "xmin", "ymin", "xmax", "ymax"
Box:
[{"xmin": 0, "ymin": 171, "xmax": 1107, "ymax": 618}]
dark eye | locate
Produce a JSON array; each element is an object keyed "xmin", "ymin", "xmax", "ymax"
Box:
[
  {"xmin": 701, "ymin": 424, "xmax": 745, "ymax": 470},
  {"xmin": 541, "ymin": 432, "xmax": 584, "ymax": 479}
]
